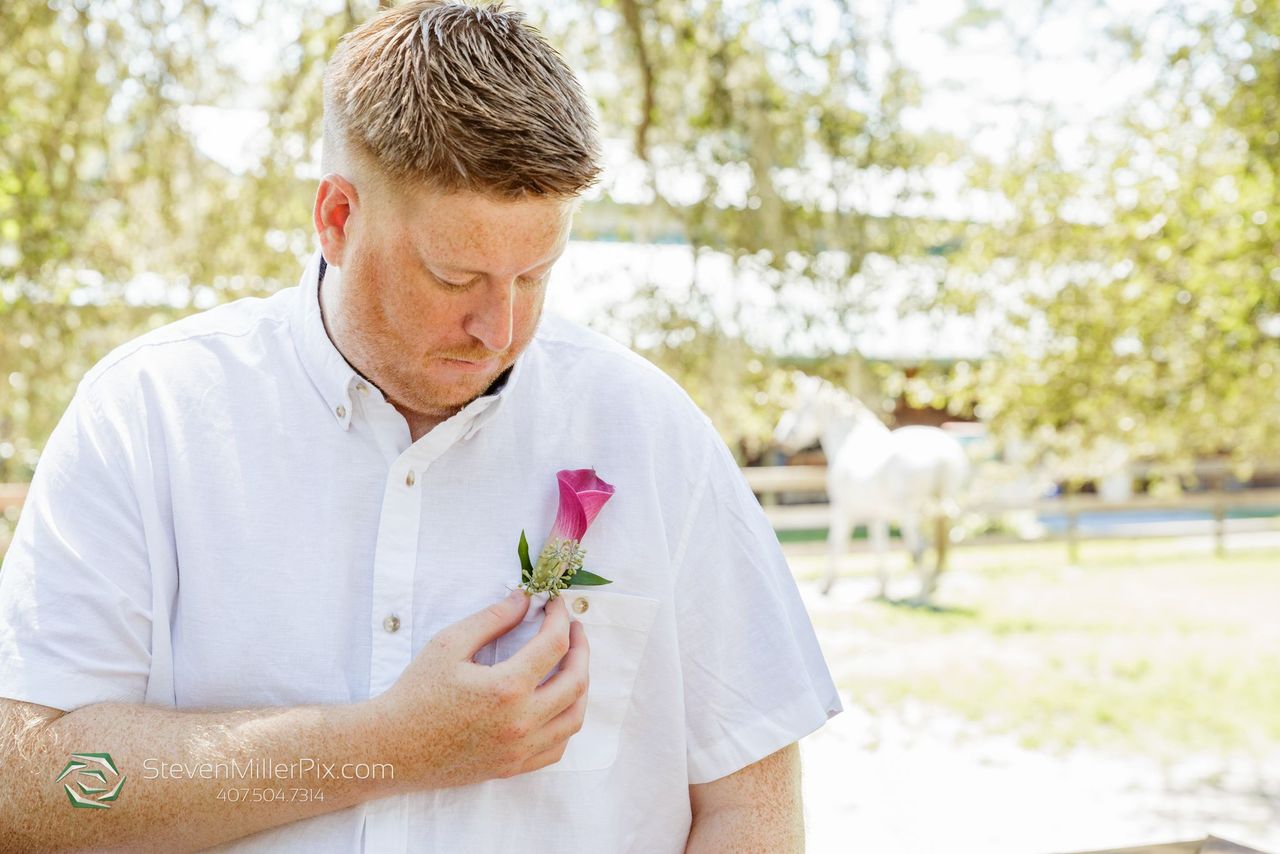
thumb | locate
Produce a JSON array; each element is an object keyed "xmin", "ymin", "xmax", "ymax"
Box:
[{"xmin": 445, "ymin": 589, "xmax": 530, "ymax": 661}]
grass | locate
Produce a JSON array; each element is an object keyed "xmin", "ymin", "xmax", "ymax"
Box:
[{"xmin": 793, "ymin": 537, "xmax": 1280, "ymax": 759}]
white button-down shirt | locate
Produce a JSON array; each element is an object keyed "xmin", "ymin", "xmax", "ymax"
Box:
[{"xmin": 0, "ymin": 250, "xmax": 842, "ymax": 852}]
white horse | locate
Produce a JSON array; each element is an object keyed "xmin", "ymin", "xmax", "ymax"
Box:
[{"xmin": 772, "ymin": 373, "xmax": 971, "ymax": 603}]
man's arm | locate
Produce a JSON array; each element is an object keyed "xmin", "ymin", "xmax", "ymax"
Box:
[
  {"xmin": 0, "ymin": 697, "xmax": 396, "ymax": 853},
  {"xmin": 0, "ymin": 593, "xmax": 589, "ymax": 853},
  {"xmin": 684, "ymin": 742, "xmax": 805, "ymax": 854}
]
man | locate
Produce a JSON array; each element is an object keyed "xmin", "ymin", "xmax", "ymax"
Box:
[{"xmin": 0, "ymin": 2, "xmax": 842, "ymax": 851}]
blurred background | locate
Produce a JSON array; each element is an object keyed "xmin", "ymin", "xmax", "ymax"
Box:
[{"xmin": 1, "ymin": 0, "xmax": 1278, "ymax": 850}]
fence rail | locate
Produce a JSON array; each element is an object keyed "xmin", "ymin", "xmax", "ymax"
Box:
[
  {"xmin": 741, "ymin": 466, "xmax": 1280, "ymax": 560},
  {"xmin": 0, "ymin": 483, "xmax": 26, "ymax": 513}
]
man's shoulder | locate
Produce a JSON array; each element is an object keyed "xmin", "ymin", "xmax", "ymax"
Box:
[
  {"xmin": 534, "ymin": 310, "xmax": 653, "ymax": 367},
  {"xmin": 81, "ymin": 290, "xmax": 293, "ymax": 396},
  {"xmin": 531, "ymin": 310, "xmax": 731, "ymax": 497},
  {"xmin": 533, "ymin": 311, "xmax": 708, "ymax": 424}
]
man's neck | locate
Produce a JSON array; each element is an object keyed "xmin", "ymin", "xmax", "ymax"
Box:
[{"xmin": 317, "ymin": 256, "xmax": 510, "ymax": 443}]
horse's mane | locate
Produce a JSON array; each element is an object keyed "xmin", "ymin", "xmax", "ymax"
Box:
[{"xmin": 813, "ymin": 378, "xmax": 881, "ymax": 428}]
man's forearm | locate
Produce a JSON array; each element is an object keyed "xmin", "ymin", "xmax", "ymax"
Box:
[{"xmin": 0, "ymin": 698, "xmax": 402, "ymax": 853}]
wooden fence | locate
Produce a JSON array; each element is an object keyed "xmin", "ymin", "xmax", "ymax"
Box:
[{"xmin": 741, "ymin": 465, "xmax": 1280, "ymax": 561}]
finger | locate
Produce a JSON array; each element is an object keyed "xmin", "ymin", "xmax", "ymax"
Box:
[
  {"xmin": 516, "ymin": 741, "xmax": 570, "ymax": 775},
  {"xmin": 495, "ymin": 595, "xmax": 571, "ymax": 682},
  {"xmin": 532, "ymin": 618, "xmax": 588, "ymax": 726},
  {"xmin": 439, "ymin": 590, "xmax": 530, "ymax": 661},
  {"xmin": 527, "ymin": 688, "xmax": 588, "ymax": 761}
]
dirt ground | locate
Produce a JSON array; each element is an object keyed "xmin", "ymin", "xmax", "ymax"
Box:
[{"xmin": 787, "ymin": 537, "xmax": 1280, "ymax": 854}]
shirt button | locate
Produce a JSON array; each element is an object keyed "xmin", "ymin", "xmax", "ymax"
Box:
[
  {"xmin": 356, "ymin": 382, "xmax": 368, "ymax": 394},
  {"xmin": 405, "ymin": 470, "xmax": 416, "ymax": 487},
  {"xmin": 383, "ymin": 614, "xmax": 401, "ymax": 633},
  {"xmin": 572, "ymin": 597, "xmax": 589, "ymax": 614},
  {"xmin": 335, "ymin": 404, "xmax": 346, "ymax": 419}
]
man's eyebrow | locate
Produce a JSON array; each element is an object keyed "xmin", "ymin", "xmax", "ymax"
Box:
[{"xmin": 425, "ymin": 245, "xmax": 568, "ymax": 278}]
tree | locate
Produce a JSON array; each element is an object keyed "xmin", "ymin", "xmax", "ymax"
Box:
[
  {"xmin": 547, "ymin": 0, "xmax": 965, "ymax": 459},
  {"xmin": 934, "ymin": 0, "xmax": 1280, "ymax": 483},
  {"xmin": 0, "ymin": 0, "xmax": 265, "ymax": 485},
  {"xmin": 0, "ymin": 0, "xmax": 975, "ymax": 489}
]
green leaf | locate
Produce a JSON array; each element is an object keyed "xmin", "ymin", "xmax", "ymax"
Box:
[
  {"xmin": 569, "ymin": 569, "xmax": 612, "ymax": 586},
  {"xmin": 518, "ymin": 529, "xmax": 533, "ymax": 583}
]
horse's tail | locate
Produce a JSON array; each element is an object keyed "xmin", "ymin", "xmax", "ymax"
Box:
[
  {"xmin": 926, "ymin": 447, "xmax": 968, "ymax": 520},
  {"xmin": 934, "ymin": 511, "xmax": 950, "ymax": 573}
]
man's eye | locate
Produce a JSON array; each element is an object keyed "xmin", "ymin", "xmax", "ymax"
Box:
[
  {"xmin": 435, "ymin": 273, "xmax": 477, "ymax": 289},
  {"xmin": 432, "ymin": 271, "xmax": 545, "ymax": 289}
]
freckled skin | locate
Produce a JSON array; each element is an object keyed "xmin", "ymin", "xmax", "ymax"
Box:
[
  {"xmin": 314, "ymin": 173, "xmax": 574, "ymax": 441},
  {"xmin": 0, "ymin": 594, "xmax": 590, "ymax": 851},
  {"xmin": 685, "ymin": 743, "xmax": 806, "ymax": 853}
]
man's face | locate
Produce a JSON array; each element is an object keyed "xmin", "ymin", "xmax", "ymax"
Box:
[{"xmin": 321, "ymin": 181, "xmax": 574, "ymax": 424}]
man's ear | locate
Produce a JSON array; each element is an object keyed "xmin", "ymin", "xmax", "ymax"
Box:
[{"xmin": 314, "ymin": 173, "xmax": 361, "ymax": 267}]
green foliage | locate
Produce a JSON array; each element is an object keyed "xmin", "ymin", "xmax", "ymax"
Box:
[
  {"xmin": 0, "ymin": 300, "xmax": 187, "ymax": 482},
  {"xmin": 935, "ymin": 0, "xmax": 1280, "ymax": 478},
  {"xmin": 538, "ymin": 0, "xmax": 963, "ymax": 448},
  {"xmin": 629, "ymin": 318, "xmax": 792, "ymax": 464},
  {"xmin": 5, "ymin": 0, "xmax": 1277, "ymax": 487},
  {"xmin": 566, "ymin": 569, "xmax": 612, "ymax": 586},
  {"xmin": 518, "ymin": 529, "xmax": 533, "ymax": 585},
  {"xmin": 0, "ymin": 0, "xmax": 302, "ymax": 482},
  {"xmin": 3, "ymin": 0, "xmax": 956, "ymax": 475}
]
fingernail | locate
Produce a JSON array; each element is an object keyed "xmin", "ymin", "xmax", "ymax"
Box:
[{"xmin": 507, "ymin": 589, "xmax": 524, "ymax": 602}]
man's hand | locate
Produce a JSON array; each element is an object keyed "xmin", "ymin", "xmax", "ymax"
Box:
[
  {"xmin": 0, "ymin": 590, "xmax": 589, "ymax": 853},
  {"xmin": 370, "ymin": 590, "xmax": 590, "ymax": 789}
]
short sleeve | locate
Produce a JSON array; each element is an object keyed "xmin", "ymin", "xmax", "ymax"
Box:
[
  {"xmin": 674, "ymin": 422, "xmax": 843, "ymax": 785},
  {"xmin": 0, "ymin": 381, "xmax": 153, "ymax": 711}
]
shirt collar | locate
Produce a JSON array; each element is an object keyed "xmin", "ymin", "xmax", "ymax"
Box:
[{"xmin": 288, "ymin": 249, "xmax": 523, "ymax": 438}]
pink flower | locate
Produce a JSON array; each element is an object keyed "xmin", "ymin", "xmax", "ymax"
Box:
[
  {"xmin": 548, "ymin": 468, "xmax": 615, "ymax": 541},
  {"xmin": 518, "ymin": 468, "xmax": 616, "ymax": 595}
]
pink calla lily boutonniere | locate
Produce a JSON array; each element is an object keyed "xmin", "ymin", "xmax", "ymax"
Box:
[{"xmin": 518, "ymin": 468, "xmax": 615, "ymax": 596}]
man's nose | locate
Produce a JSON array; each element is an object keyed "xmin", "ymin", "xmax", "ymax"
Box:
[{"xmin": 464, "ymin": 279, "xmax": 515, "ymax": 353}]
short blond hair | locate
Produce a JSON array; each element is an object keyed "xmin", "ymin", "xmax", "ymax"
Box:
[{"xmin": 322, "ymin": 0, "xmax": 601, "ymax": 197}]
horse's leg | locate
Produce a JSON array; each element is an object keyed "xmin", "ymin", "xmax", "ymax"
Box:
[
  {"xmin": 901, "ymin": 517, "xmax": 925, "ymax": 569},
  {"xmin": 869, "ymin": 519, "xmax": 890, "ymax": 599},
  {"xmin": 823, "ymin": 504, "xmax": 853, "ymax": 597},
  {"xmin": 896, "ymin": 516, "xmax": 922, "ymax": 599},
  {"xmin": 916, "ymin": 514, "xmax": 949, "ymax": 605},
  {"xmin": 932, "ymin": 512, "xmax": 950, "ymax": 588}
]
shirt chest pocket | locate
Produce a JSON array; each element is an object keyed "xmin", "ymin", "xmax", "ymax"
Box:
[{"xmin": 491, "ymin": 589, "xmax": 660, "ymax": 773}]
